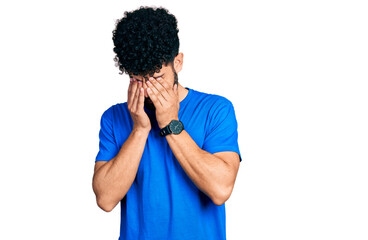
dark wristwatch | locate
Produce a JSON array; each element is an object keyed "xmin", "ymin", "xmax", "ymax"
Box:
[{"xmin": 159, "ymin": 120, "xmax": 184, "ymax": 137}]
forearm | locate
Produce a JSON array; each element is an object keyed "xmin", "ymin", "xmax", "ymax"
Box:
[
  {"xmin": 93, "ymin": 129, "xmax": 149, "ymax": 211},
  {"xmin": 166, "ymin": 130, "xmax": 235, "ymax": 205}
]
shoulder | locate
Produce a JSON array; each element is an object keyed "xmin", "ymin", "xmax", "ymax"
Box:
[
  {"xmin": 100, "ymin": 102, "xmax": 128, "ymax": 120},
  {"xmin": 190, "ymin": 88, "xmax": 234, "ymax": 111},
  {"xmin": 186, "ymin": 89, "xmax": 236, "ymax": 126}
]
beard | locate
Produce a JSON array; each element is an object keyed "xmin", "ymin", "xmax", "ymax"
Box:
[
  {"xmin": 144, "ymin": 97, "xmax": 155, "ymax": 111},
  {"xmin": 144, "ymin": 69, "xmax": 178, "ymax": 111}
]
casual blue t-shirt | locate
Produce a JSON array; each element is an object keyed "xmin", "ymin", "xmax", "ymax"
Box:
[{"xmin": 95, "ymin": 87, "xmax": 242, "ymax": 240}]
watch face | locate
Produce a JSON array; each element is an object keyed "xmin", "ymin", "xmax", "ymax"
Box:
[{"xmin": 169, "ymin": 120, "xmax": 184, "ymax": 134}]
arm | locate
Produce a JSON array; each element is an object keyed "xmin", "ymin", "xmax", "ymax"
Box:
[
  {"xmin": 92, "ymin": 128, "xmax": 149, "ymax": 212},
  {"xmin": 146, "ymin": 77, "xmax": 240, "ymax": 205},
  {"xmin": 92, "ymin": 79, "xmax": 151, "ymax": 212},
  {"xmin": 166, "ymin": 130, "xmax": 240, "ymax": 205}
]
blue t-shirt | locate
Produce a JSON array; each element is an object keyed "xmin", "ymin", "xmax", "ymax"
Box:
[{"xmin": 96, "ymin": 87, "xmax": 242, "ymax": 240}]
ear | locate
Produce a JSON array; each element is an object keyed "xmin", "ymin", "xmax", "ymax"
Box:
[{"xmin": 173, "ymin": 52, "xmax": 184, "ymax": 73}]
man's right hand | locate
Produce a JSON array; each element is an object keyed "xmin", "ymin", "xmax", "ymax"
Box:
[{"xmin": 127, "ymin": 78, "xmax": 151, "ymax": 133}]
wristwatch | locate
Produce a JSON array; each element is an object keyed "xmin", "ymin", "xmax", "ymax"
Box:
[{"xmin": 159, "ymin": 120, "xmax": 184, "ymax": 137}]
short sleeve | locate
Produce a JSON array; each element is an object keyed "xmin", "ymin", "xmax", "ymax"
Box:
[
  {"xmin": 95, "ymin": 106, "xmax": 119, "ymax": 161},
  {"xmin": 202, "ymin": 99, "xmax": 242, "ymax": 162}
]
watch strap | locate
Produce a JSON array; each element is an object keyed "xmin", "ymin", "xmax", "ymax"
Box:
[
  {"xmin": 159, "ymin": 125, "xmax": 172, "ymax": 137},
  {"xmin": 160, "ymin": 120, "xmax": 184, "ymax": 137}
]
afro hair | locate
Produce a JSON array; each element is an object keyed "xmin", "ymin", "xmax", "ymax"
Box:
[{"xmin": 112, "ymin": 6, "xmax": 180, "ymax": 77}]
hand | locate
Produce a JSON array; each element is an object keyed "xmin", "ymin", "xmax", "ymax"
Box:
[
  {"xmin": 127, "ymin": 78, "xmax": 151, "ymax": 133},
  {"xmin": 146, "ymin": 77, "xmax": 179, "ymax": 129}
]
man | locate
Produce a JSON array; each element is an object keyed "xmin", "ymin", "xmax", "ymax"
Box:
[{"xmin": 92, "ymin": 6, "xmax": 242, "ymax": 240}]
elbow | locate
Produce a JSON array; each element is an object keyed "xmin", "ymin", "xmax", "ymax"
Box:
[
  {"xmin": 212, "ymin": 194, "xmax": 229, "ymax": 206},
  {"xmin": 212, "ymin": 198, "xmax": 226, "ymax": 206},
  {"xmin": 93, "ymin": 183, "xmax": 124, "ymax": 212},
  {"xmin": 93, "ymin": 182, "xmax": 117, "ymax": 212},
  {"xmin": 211, "ymin": 185, "xmax": 233, "ymax": 206},
  {"xmin": 96, "ymin": 197, "xmax": 116, "ymax": 212},
  {"xmin": 98, "ymin": 203, "xmax": 113, "ymax": 213}
]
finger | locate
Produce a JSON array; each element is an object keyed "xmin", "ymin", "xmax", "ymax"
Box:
[
  {"xmin": 147, "ymin": 81, "xmax": 165, "ymax": 106},
  {"xmin": 148, "ymin": 78, "xmax": 171, "ymax": 100},
  {"xmin": 137, "ymin": 87, "xmax": 145, "ymax": 111},
  {"xmin": 142, "ymin": 79, "xmax": 148, "ymax": 90},
  {"xmin": 128, "ymin": 78, "xmax": 137, "ymax": 107},
  {"xmin": 128, "ymin": 77, "xmax": 133, "ymax": 93},
  {"xmin": 127, "ymin": 78, "xmax": 132, "ymax": 103},
  {"xmin": 131, "ymin": 81, "xmax": 141, "ymax": 111},
  {"xmin": 156, "ymin": 77, "xmax": 173, "ymax": 93},
  {"xmin": 147, "ymin": 87, "xmax": 163, "ymax": 108}
]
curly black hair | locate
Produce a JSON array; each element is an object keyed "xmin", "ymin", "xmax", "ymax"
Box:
[{"xmin": 112, "ymin": 6, "xmax": 180, "ymax": 77}]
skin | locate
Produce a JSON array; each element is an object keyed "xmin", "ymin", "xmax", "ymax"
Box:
[{"xmin": 92, "ymin": 53, "xmax": 240, "ymax": 212}]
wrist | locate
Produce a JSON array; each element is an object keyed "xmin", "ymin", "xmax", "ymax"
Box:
[
  {"xmin": 159, "ymin": 117, "xmax": 179, "ymax": 129},
  {"xmin": 159, "ymin": 119, "xmax": 184, "ymax": 137},
  {"xmin": 132, "ymin": 127, "xmax": 150, "ymax": 136}
]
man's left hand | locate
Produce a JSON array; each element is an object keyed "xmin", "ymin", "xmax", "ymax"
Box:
[{"xmin": 146, "ymin": 77, "xmax": 180, "ymax": 129}]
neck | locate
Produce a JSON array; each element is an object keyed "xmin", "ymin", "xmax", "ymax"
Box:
[{"xmin": 178, "ymin": 84, "xmax": 189, "ymax": 102}]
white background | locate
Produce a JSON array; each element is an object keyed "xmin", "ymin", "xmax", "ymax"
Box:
[{"xmin": 0, "ymin": 0, "xmax": 367, "ymax": 239}]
